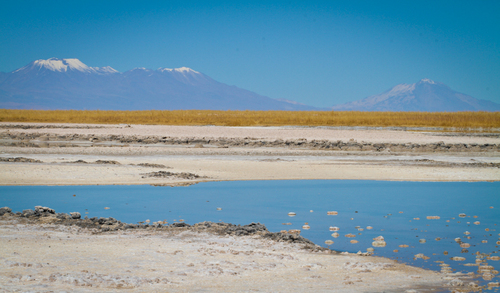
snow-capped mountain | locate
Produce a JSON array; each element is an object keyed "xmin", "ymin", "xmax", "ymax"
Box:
[
  {"xmin": 14, "ymin": 58, "xmax": 118, "ymax": 75},
  {"xmin": 0, "ymin": 58, "xmax": 320, "ymax": 111},
  {"xmin": 332, "ymin": 79, "xmax": 500, "ymax": 112}
]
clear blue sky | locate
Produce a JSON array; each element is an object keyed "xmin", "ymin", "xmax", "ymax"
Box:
[{"xmin": 1, "ymin": 0, "xmax": 499, "ymax": 107}]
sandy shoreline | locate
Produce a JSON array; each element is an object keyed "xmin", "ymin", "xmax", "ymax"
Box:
[
  {"xmin": 0, "ymin": 122, "xmax": 499, "ymax": 184},
  {"xmin": 1, "ymin": 207, "xmax": 474, "ymax": 292}
]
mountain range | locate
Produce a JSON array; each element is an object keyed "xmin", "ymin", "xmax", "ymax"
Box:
[
  {"xmin": 0, "ymin": 58, "xmax": 319, "ymax": 111},
  {"xmin": 1, "ymin": 58, "xmax": 498, "ymax": 111}
]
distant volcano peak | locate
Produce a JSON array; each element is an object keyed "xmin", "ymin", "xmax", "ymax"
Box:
[{"xmin": 333, "ymin": 79, "xmax": 500, "ymax": 112}]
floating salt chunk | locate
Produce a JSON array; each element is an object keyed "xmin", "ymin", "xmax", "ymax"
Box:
[
  {"xmin": 357, "ymin": 228, "xmax": 364, "ymax": 231},
  {"xmin": 474, "ymin": 221, "xmax": 480, "ymax": 225},
  {"xmin": 478, "ymin": 265, "xmax": 495, "ymax": 273},
  {"xmin": 459, "ymin": 213, "xmax": 467, "ymax": 218},
  {"xmin": 454, "ymin": 238, "xmax": 462, "ymax": 243},
  {"xmin": 489, "ymin": 282, "xmax": 500, "ymax": 288},
  {"xmin": 366, "ymin": 248, "xmax": 374, "ymax": 252},
  {"xmin": 355, "ymin": 226, "xmax": 360, "ymax": 229},
  {"xmin": 329, "ymin": 226, "xmax": 339, "ymax": 231},
  {"xmin": 435, "ymin": 237, "xmax": 441, "ymax": 241},
  {"xmin": 282, "ymin": 222, "xmax": 292, "ymax": 225},
  {"xmin": 179, "ymin": 219, "xmax": 184, "ymax": 222},
  {"xmin": 325, "ymin": 240, "xmax": 334, "ymax": 245},
  {"xmin": 485, "ymin": 228, "xmax": 490, "ymax": 231},
  {"xmin": 393, "ymin": 249, "xmax": 398, "ymax": 253},
  {"xmin": 366, "ymin": 226, "xmax": 373, "ymax": 230},
  {"xmin": 482, "ymin": 240, "xmax": 488, "ymax": 243},
  {"xmin": 452, "ymin": 256, "xmax": 466, "ymax": 261},
  {"xmin": 327, "ymin": 211, "xmax": 338, "ymax": 215},
  {"xmin": 443, "ymin": 251, "xmax": 448, "ymax": 255},
  {"xmin": 496, "ymin": 241, "xmax": 500, "ymax": 245},
  {"xmin": 483, "ymin": 273, "xmax": 494, "ymax": 281},
  {"xmin": 372, "ymin": 240, "xmax": 386, "ymax": 247},
  {"xmin": 491, "ymin": 206, "xmax": 494, "ymax": 209},
  {"xmin": 104, "ymin": 207, "xmax": 110, "ymax": 210},
  {"xmin": 288, "ymin": 212, "xmax": 296, "ymax": 217},
  {"xmin": 331, "ymin": 232, "xmax": 339, "ymax": 238},
  {"xmin": 350, "ymin": 240, "xmax": 358, "ymax": 244},
  {"xmin": 310, "ymin": 210, "xmax": 313, "ymax": 212},
  {"xmin": 415, "ymin": 253, "xmax": 430, "ymax": 260},
  {"xmin": 399, "ymin": 244, "xmax": 409, "ymax": 248},
  {"xmin": 399, "ymin": 211, "xmax": 403, "ymax": 214},
  {"xmin": 473, "ymin": 215, "xmax": 478, "ymax": 218},
  {"xmin": 216, "ymin": 207, "xmax": 222, "ymax": 211},
  {"xmin": 419, "ymin": 239, "xmax": 426, "ymax": 244},
  {"xmin": 464, "ymin": 231, "xmax": 471, "ymax": 235},
  {"xmin": 460, "ymin": 243, "xmax": 471, "ymax": 248},
  {"xmin": 302, "ymin": 223, "xmax": 310, "ymax": 230},
  {"xmin": 345, "ymin": 233, "xmax": 356, "ymax": 238},
  {"xmin": 413, "ymin": 218, "xmax": 420, "ymax": 220},
  {"xmin": 373, "ymin": 236, "xmax": 384, "ymax": 241},
  {"xmin": 145, "ymin": 219, "xmax": 150, "ymax": 223},
  {"xmin": 426, "ymin": 216, "xmax": 440, "ymax": 220}
]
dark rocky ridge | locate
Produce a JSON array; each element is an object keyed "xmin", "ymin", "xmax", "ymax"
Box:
[
  {"xmin": 1, "ymin": 132, "xmax": 499, "ymax": 153},
  {"xmin": 0, "ymin": 157, "xmax": 42, "ymax": 163},
  {"xmin": 141, "ymin": 171, "xmax": 207, "ymax": 180},
  {"xmin": 0, "ymin": 206, "xmax": 323, "ymax": 250}
]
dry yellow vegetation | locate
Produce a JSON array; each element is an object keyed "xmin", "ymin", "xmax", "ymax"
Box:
[{"xmin": 0, "ymin": 109, "xmax": 499, "ymax": 130}]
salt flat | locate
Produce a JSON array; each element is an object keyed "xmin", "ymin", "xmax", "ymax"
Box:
[
  {"xmin": 0, "ymin": 123, "xmax": 497, "ymax": 292},
  {"xmin": 0, "ymin": 123, "xmax": 498, "ymax": 185}
]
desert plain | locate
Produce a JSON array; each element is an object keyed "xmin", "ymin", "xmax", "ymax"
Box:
[{"xmin": 1, "ymin": 122, "xmax": 499, "ymax": 292}]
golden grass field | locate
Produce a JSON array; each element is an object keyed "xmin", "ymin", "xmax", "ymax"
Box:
[{"xmin": 1, "ymin": 109, "xmax": 499, "ymax": 130}]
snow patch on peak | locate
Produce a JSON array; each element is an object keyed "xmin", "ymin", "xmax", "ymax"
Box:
[
  {"xmin": 94, "ymin": 66, "xmax": 118, "ymax": 73},
  {"xmin": 158, "ymin": 67, "xmax": 199, "ymax": 74},
  {"xmin": 388, "ymin": 83, "xmax": 415, "ymax": 95},
  {"xmin": 33, "ymin": 58, "xmax": 70, "ymax": 72},
  {"xmin": 175, "ymin": 67, "xmax": 199, "ymax": 74},
  {"xmin": 419, "ymin": 78, "xmax": 436, "ymax": 84},
  {"xmin": 23, "ymin": 58, "xmax": 117, "ymax": 74},
  {"xmin": 62, "ymin": 58, "xmax": 90, "ymax": 72}
]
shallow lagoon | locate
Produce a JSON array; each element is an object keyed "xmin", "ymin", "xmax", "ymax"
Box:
[{"xmin": 1, "ymin": 180, "xmax": 499, "ymax": 279}]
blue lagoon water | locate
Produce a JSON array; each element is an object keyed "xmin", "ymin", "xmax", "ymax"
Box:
[{"xmin": 1, "ymin": 180, "xmax": 499, "ymax": 277}]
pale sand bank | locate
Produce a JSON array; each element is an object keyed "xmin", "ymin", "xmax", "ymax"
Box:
[{"xmin": 1, "ymin": 213, "xmax": 466, "ymax": 292}]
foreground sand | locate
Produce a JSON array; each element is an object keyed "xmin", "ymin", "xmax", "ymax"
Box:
[
  {"xmin": 0, "ymin": 122, "xmax": 499, "ymax": 184},
  {"xmin": 1, "ymin": 210, "xmax": 469, "ymax": 292}
]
